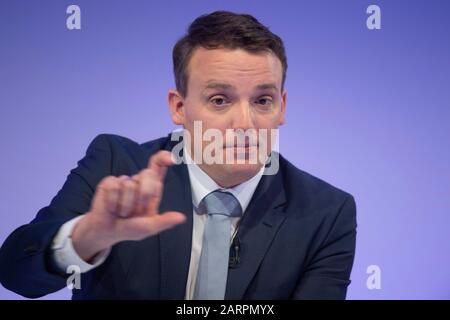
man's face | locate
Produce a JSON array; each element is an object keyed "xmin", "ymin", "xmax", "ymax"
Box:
[{"xmin": 168, "ymin": 47, "xmax": 286, "ymax": 187}]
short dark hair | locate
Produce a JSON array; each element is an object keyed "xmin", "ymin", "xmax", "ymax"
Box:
[{"xmin": 172, "ymin": 11, "xmax": 287, "ymax": 97}]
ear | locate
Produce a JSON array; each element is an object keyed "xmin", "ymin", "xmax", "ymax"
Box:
[
  {"xmin": 167, "ymin": 89, "xmax": 185, "ymax": 125},
  {"xmin": 279, "ymin": 90, "xmax": 287, "ymax": 125}
]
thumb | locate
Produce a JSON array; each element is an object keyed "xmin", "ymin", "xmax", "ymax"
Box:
[
  {"xmin": 150, "ymin": 211, "xmax": 187, "ymax": 231},
  {"xmin": 122, "ymin": 211, "xmax": 187, "ymax": 240}
]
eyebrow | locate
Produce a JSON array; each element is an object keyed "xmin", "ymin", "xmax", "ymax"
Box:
[
  {"xmin": 203, "ymin": 82, "xmax": 235, "ymax": 91},
  {"xmin": 202, "ymin": 82, "xmax": 279, "ymax": 93},
  {"xmin": 255, "ymin": 83, "xmax": 279, "ymax": 91}
]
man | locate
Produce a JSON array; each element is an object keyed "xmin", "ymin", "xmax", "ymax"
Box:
[{"xmin": 0, "ymin": 11, "xmax": 357, "ymax": 300}]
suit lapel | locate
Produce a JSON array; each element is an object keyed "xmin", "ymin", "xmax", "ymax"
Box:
[
  {"xmin": 157, "ymin": 149, "xmax": 194, "ymax": 299},
  {"xmin": 150, "ymin": 135, "xmax": 287, "ymax": 299},
  {"xmin": 225, "ymin": 164, "xmax": 287, "ymax": 299}
]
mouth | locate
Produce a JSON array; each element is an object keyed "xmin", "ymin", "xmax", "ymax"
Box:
[
  {"xmin": 223, "ymin": 144, "xmax": 259, "ymax": 156},
  {"xmin": 224, "ymin": 143, "xmax": 258, "ymax": 148},
  {"xmin": 224, "ymin": 139, "xmax": 259, "ymax": 148}
]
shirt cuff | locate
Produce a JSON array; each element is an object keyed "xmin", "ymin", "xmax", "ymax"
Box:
[{"xmin": 51, "ymin": 215, "xmax": 111, "ymax": 274}]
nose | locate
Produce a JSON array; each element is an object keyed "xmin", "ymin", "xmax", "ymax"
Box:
[{"xmin": 231, "ymin": 101, "xmax": 255, "ymax": 130}]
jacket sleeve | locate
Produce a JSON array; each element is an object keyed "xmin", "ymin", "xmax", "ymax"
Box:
[
  {"xmin": 0, "ymin": 134, "xmax": 113, "ymax": 298},
  {"xmin": 292, "ymin": 195, "xmax": 357, "ymax": 300}
]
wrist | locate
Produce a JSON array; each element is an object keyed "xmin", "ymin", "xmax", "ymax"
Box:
[{"xmin": 71, "ymin": 213, "xmax": 116, "ymax": 262}]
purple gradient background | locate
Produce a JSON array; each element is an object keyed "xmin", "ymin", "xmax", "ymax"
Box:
[{"xmin": 1, "ymin": 0, "xmax": 449, "ymax": 299}]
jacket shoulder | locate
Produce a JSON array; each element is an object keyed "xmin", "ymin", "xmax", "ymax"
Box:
[
  {"xmin": 84, "ymin": 133, "xmax": 174, "ymax": 172},
  {"xmin": 91, "ymin": 133, "xmax": 173, "ymax": 155},
  {"xmin": 89, "ymin": 133, "xmax": 170, "ymax": 151},
  {"xmin": 278, "ymin": 155, "xmax": 355, "ymax": 212}
]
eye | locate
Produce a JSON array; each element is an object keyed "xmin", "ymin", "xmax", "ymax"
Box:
[
  {"xmin": 210, "ymin": 95, "xmax": 230, "ymax": 107},
  {"xmin": 254, "ymin": 96, "xmax": 273, "ymax": 106}
]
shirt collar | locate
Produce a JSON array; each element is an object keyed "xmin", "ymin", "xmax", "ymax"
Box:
[{"xmin": 183, "ymin": 146, "xmax": 264, "ymax": 214}]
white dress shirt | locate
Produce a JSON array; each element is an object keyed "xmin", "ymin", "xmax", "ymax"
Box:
[
  {"xmin": 51, "ymin": 146, "xmax": 264, "ymax": 300},
  {"xmin": 183, "ymin": 148, "xmax": 264, "ymax": 299}
]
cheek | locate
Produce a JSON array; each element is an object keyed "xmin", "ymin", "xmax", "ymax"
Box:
[
  {"xmin": 183, "ymin": 102, "xmax": 200, "ymax": 121},
  {"xmin": 183, "ymin": 108, "xmax": 229, "ymax": 136},
  {"xmin": 184, "ymin": 100, "xmax": 215, "ymax": 122},
  {"xmin": 253, "ymin": 113, "xmax": 281, "ymax": 129}
]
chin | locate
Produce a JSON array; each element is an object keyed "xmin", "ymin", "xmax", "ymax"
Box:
[{"xmin": 221, "ymin": 162, "xmax": 263, "ymax": 180}]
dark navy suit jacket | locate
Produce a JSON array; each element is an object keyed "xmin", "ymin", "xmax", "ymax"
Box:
[{"xmin": 0, "ymin": 134, "xmax": 357, "ymax": 299}]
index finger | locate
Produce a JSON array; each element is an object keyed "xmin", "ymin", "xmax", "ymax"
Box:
[{"xmin": 147, "ymin": 150, "xmax": 175, "ymax": 181}]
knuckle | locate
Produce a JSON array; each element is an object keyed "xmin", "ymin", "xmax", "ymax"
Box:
[
  {"xmin": 99, "ymin": 175, "xmax": 114, "ymax": 185},
  {"xmin": 141, "ymin": 168, "xmax": 152, "ymax": 175},
  {"xmin": 98, "ymin": 176, "xmax": 118, "ymax": 192},
  {"xmin": 123, "ymin": 179, "xmax": 138, "ymax": 192},
  {"xmin": 143, "ymin": 168, "xmax": 154, "ymax": 180},
  {"xmin": 108, "ymin": 181, "xmax": 121, "ymax": 193}
]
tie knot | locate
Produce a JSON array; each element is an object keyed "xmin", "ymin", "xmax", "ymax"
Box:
[{"xmin": 197, "ymin": 190, "xmax": 242, "ymax": 217}]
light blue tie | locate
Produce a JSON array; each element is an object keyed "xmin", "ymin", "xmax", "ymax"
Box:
[{"xmin": 193, "ymin": 190, "xmax": 242, "ymax": 300}]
